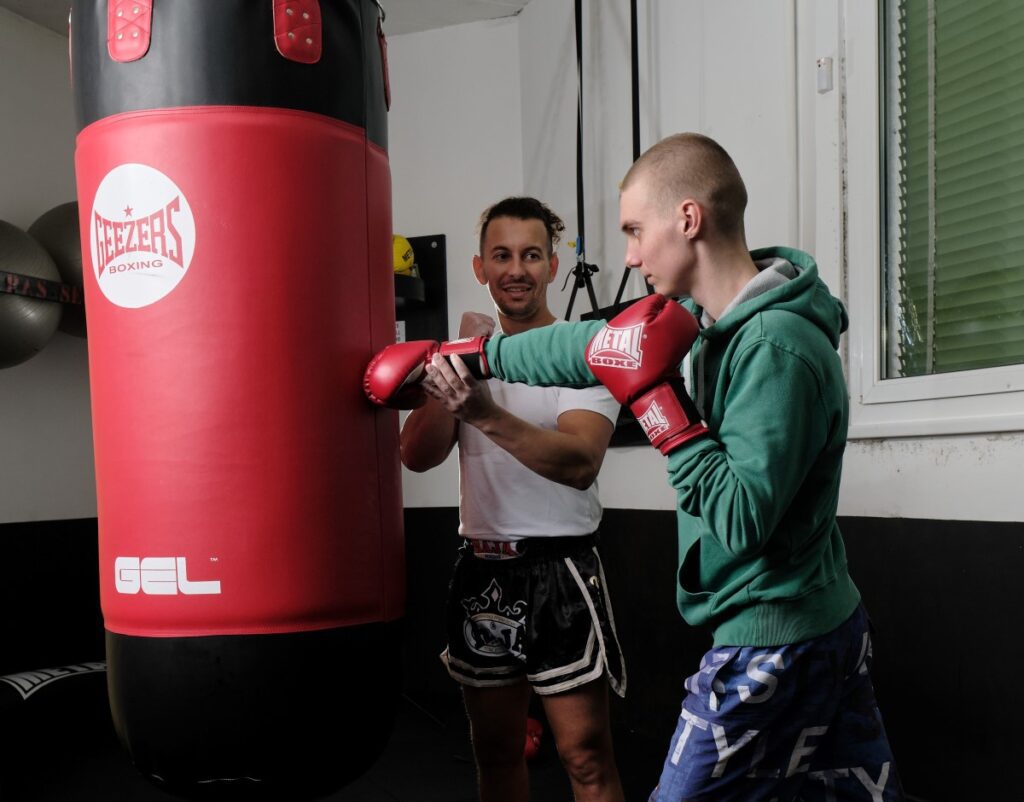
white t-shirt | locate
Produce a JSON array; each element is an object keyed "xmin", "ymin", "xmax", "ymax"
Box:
[{"xmin": 457, "ymin": 375, "xmax": 620, "ymax": 540}]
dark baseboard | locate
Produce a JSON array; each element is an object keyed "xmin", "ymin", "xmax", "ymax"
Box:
[
  {"xmin": 0, "ymin": 517, "xmax": 104, "ymax": 675},
  {"xmin": 6, "ymin": 511, "xmax": 1023, "ymax": 800}
]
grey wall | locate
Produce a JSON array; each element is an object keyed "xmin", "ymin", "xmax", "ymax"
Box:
[{"xmin": 0, "ymin": 7, "xmax": 94, "ymax": 524}]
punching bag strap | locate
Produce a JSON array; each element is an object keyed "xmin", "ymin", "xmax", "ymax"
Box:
[
  {"xmin": 273, "ymin": 0, "xmax": 323, "ymax": 64},
  {"xmin": 0, "ymin": 271, "xmax": 83, "ymax": 305},
  {"xmin": 375, "ymin": 5, "xmax": 391, "ymax": 110},
  {"xmin": 107, "ymin": 0, "xmax": 152, "ymax": 63}
]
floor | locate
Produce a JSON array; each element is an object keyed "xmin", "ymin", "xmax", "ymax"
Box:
[
  {"xmin": 330, "ymin": 696, "xmax": 576, "ymax": 802},
  {"xmin": 2, "ymin": 691, "xmax": 662, "ymax": 802}
]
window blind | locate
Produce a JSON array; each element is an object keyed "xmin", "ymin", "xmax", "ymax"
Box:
[{"xmin": 885, "ymin": 0, "xmax": 1024, "ymax": 377}]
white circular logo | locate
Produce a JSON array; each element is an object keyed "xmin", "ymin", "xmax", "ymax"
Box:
[{"xmin": 90, "ymin": 163, "xmax": 196, "ymax": 308}]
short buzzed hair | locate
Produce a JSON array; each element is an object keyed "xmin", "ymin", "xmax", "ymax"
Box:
[
  {"xmin": 478, "ymin": 196, "xmax": 566, "ymax": 255},
  {"xmin": 621, "ymin": 133, "xmax": 748, "ymax": 241}
]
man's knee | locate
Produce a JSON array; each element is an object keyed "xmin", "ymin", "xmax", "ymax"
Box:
[{"xmin": 557, "ymin": 739, "xmax": 614, "ymax": 786}]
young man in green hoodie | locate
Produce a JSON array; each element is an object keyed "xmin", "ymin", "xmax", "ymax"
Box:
[{"xmin": 365, "ymin": 132, "xmax": 903, "ymax": 800}]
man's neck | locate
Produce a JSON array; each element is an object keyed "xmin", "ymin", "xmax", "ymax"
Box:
[
  {"xmin": 689, "ymin": 243, "xmax": 758, "ymax": 323},
  {"xmin": 497, "ymin": 309, "xmax": 556, "ymax": 335}
]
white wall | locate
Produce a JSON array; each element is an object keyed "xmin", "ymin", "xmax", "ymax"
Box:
[
  {"xmin": 387, "ymin": 18, "xmax": 526, "ymax": 507},
  {"xmin": 801, "ymin": 0, "xmax": 1024, "ymax": 522},
  {"xmin": 394, "ymin": 0, "xmax": 807, "ymax": 511},
  {"xmin": 1, "ymin": 1, "xmax": 1019, "ymax": 523},
  {"xmin": 394, "ymin": 0, "xmax": 1022, "ymax": 522},
  {"xmin": 403, "ymin": 0, "xmax": 804, "ymax": 512},
  {"xmin": 0, "ymin": 8, "xmax": 94, "ymax": 523}
]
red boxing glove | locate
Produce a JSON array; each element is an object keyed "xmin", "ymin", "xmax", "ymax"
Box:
[
  {"xmin": 631, "ymin": 378, "xmax": 707, "ymax": 455},
  {"xmin": 363, "ymin": 337, "xmax": 490, "ymax": 409},
  {"xmin": 585, "ymin": 294, "xmax": 697, "ymax": 405},
  {"xmin": 585, "ymin": 294, "xmax": 707, "ymax": 453}
]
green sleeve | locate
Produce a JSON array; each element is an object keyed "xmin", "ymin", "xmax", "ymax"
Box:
[
  {"xmin": 484, "ymin": 320, "xmax": 606, "ymax": 387},
  {"xmin": 665, "ymin": 340, "xmax": 832, "ymax": 557}
]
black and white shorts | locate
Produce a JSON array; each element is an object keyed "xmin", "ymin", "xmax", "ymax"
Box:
[{"xmin": 440, "ymin": 535, "xmax": 627, "ymax": 697}]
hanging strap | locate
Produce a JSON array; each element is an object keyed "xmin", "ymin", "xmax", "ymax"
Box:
[
  {"xmin": 273, "ymin": 0, "xmax": 323, "ymax": 64},
  {"xmin": 575, "ymin": 0, "xmax": 586, "ymax": 265},
  {"xmin": 107, "ymin": 0, "xmax": 152, "ymax": 63},
  {"xmin": 612, "ymin": 0, "xmax": 655, "ymax": 310},
  {"xmin": 629, "ymin": 0, "xmax": 641, "ymax": 163},
  {"xmin": 375, "ymin": 3, "xmax": 391, "ymax": 110},
  {"xmin": 0, "ymin": 271, "xmax": 83, "ymax": 305},
  {"xmin": 565, "ymin": 0, "xmax": 601, "ymax": 321},
  {"xmin": 105, "ymin": 0, "xmax": 328, "ymax": 65}
]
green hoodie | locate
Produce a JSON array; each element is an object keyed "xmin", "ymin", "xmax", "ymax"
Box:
[{"xmin": 484, "ymin": 246, "xmax": 860, "ymax": 647}]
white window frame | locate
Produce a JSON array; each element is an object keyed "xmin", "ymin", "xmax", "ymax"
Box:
[{"xmin": 838, "ymin": 1, "xmax": 1024, "ymax": 438}]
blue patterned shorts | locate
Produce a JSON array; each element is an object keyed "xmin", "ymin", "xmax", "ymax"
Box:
[{"xmin": 650, "ymin": 604, "xmax": 904, "ymax": 801}]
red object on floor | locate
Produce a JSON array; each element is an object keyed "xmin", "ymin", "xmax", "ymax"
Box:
[{"xmin": 524, "ymin": 716, "xmax": 544, "ymax": 761}]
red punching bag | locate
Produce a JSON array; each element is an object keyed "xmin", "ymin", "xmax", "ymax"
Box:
[{"xmin": 70, "ymin": 1, "xmax": 403, "ymax": 796}]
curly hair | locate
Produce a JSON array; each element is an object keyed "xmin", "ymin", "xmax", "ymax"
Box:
[{"xmin": 478, "ymin": 196, "xmax": 566, "ymax": 255}]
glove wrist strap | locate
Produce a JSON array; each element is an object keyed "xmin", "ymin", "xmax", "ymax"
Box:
[
  {"xmin": 439, "ymin": 337, "xmax": 491, "ymax": 379},
  {"xmin": 630, "ymin": 378, "xmax": 707, "ymax": 455}
]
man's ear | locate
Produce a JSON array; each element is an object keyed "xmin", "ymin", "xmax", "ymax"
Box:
[
  {"xmin": 548, "ymin": 252, "xmax": 559, "ymax": 282},
  {"xmin": 678, "ymin": 198, "xmax": 703, "ymax": 240},
  {"xmin": 472, "ymin": 254, "xmax": 487, "ymax": 286}
]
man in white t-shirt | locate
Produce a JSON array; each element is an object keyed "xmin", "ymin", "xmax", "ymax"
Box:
[{"xmin": 401, "ymin": 197, "xmax": 626, "ymax": 802}]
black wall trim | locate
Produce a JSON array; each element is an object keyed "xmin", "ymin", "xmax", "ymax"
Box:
[
  {"xmin": 7, "ymin": 512, "xmax": 1022, "ymax": 800},
  {"xmin": 403, "ymin": 509, "xmax": 1024, "ymax": 802},
  {"xmin": 0, "ymin": 518, "xmax": 103, "ymax": 675},
  {"xmin": 839, "ymin": 515, "xmax": 1024, "ymax": 802}
]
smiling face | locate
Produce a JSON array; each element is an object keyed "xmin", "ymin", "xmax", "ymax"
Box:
[
  {"xmin": 473, "ymin": 215, "xmax": 558, "ymax": 330},
  {"xmin": 619, "ymin": 174, "xmax": 696, "ymax": 297}
]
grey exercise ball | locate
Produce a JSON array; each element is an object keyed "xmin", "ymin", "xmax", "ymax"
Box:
[
  {"xmin": 28, "ymin": 201, "xmax": 85, "ymax": 338},
  {"xmin": 0, "ymin": 219, "xmax": 63, "ymax": 368}
]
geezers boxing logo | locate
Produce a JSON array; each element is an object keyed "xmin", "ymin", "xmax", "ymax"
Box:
[
  {"xmin": 587, "ymin": 321, "xmax": 645, "ymax": 369},
  {"xmin": 90, "ymin": 163, "xmax": 196, "ymax": 308}
]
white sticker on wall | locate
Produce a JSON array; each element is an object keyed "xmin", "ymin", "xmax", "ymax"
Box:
[{"xmin": 90, "ymin": 163, "xmax": 196, "ymax": 308}]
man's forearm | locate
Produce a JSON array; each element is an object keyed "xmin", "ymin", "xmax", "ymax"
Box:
[
  {"xmin": 400, "ymin": 399, "xmax": 457, "ymax": 472},
  {"xmin": 469, "ymin": 406, "xmax": 607, "ymax": 490},
  {"xmin": 485, "ymin": 321, "xmax": 604, "ymax": 387}
]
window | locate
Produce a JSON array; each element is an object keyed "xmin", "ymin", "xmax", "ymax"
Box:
[
  {"xmin": 840, "ymin": 0, "xmax": 1024, "ymax": 436},
  {"xmin": 883, "ymin": 0, "xmax": 1024, "ymax": 379}
]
